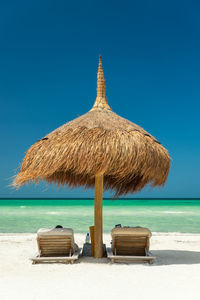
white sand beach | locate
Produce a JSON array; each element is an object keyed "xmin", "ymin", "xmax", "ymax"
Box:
[{"xmin": 0, "ymin": 233, "xmax": 200, "ymax": 300}]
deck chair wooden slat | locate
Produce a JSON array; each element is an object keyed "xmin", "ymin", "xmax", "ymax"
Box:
[{"xmin": 114, "ymin": 236, "xmax": 147, "ymax": 256}]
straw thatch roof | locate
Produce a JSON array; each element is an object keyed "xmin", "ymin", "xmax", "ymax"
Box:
[{"xmin": 14, "ymin": 56, "xmax": 170, "ymax": 196}]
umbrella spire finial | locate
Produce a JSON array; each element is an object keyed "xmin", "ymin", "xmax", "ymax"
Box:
[
  {"xmin": 97, "ymin": 54, "xmax": 106, "ymax": 98},
  {"xmin": 91, "ymin": 55, "xmax": 111, "ymax": 111}
]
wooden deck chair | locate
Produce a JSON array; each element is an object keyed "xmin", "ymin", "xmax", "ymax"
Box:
[
  {"xmin": 107, "ymin": 227, "xmax": 156, "ymax": 264},
  {"xmin": 30, "ymin": 228, "xmax": 80, "ymax": 264}
]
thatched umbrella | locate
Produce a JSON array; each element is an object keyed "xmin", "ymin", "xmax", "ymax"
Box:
[{"xmin": 14, "ymin": 56, "xmax": 170, "ymax": 258}]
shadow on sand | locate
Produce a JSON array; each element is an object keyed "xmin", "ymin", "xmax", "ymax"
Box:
[
  {"xmin": 78, "ymin": 250, "xmax": 200, "ymax": 266},
  {"xmin": 150, "ymin": 250, "xmax": 200, "ymax": 266}
]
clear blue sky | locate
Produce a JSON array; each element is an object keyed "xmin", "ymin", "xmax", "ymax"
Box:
[{"xmin": 1, "ymin": 0, "xmax": 200, "ymax": 198}]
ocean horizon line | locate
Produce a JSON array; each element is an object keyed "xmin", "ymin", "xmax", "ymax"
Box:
[{"xmin": 1, "ymin": 197, "xmax": 200, "ymax": 200}]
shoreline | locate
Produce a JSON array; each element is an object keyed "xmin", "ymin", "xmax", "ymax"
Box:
[{"xmin": 1, "ymin": 232, "xmax": 200, "ymax": 235}]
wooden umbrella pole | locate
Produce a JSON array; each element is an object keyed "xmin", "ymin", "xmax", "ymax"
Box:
[{"xmin": 94, "ymin": 174, "xmax": 104, "ymax": 258}]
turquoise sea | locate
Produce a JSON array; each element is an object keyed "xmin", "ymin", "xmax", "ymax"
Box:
[{"xmin": 0, "ymin": 199, "xmax": 200, "ymax": 233}]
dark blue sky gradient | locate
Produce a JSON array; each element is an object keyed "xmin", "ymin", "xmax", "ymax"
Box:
[{"xmin": 1, "ymin": 0, "xmax": 200, "ymax": 198}]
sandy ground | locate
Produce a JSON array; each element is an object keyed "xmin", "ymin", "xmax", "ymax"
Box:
[{"xmin": 0, "ymin": 233, "xmax": 200, "ymax": 300}]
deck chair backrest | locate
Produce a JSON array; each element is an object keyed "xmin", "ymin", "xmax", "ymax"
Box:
[
  {"xmin": 37, "ymin": 235, "xmax": 74, "ymax": 257},
  {"xmin": 112, "ymin": 235, "xmax": 149, "ymax": 256}
]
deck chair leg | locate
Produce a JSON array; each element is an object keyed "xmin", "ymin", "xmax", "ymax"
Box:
[{"xmin": 148, "ymin": 259, "xmax": 153, "ymax": 265}]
